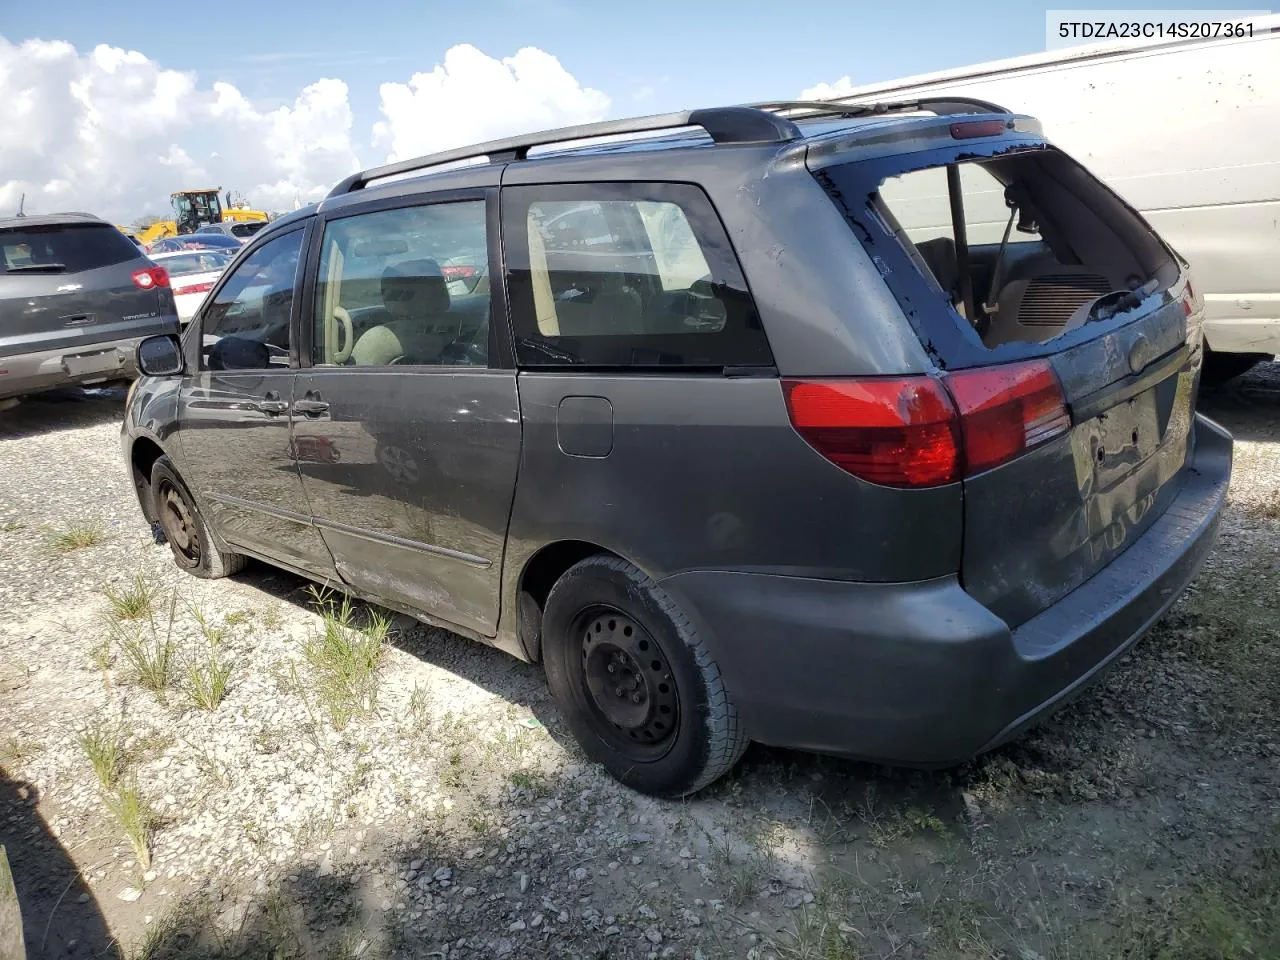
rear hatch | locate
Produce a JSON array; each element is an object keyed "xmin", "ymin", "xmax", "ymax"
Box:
[
  {"xmin": 813, "ymin": 120, "xmax": 1202, "ymax": 627},
  {"xmin": 1, "ymin": 220, "xmax": 177, "ymax": 361}
]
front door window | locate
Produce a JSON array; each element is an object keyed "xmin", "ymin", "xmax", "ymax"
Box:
[{"xmin": 200, "ymin": 231, "xmax": 304, "ymax": 371}]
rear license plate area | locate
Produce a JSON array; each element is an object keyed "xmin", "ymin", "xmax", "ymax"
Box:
[{"xmin": 62, "ymin": 349, "xmax": 124, "ymax": 378}]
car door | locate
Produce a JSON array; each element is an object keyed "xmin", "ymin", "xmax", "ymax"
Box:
[
  {"xmin": 292, "ymin": 188, "xmax": 521, "ymax": 636},
  {"xmin": 176, "ymin": 223, "xmax": 337, "ymax": 579}
]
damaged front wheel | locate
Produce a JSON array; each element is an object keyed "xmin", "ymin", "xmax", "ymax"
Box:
[{"xmin": 150, "ymin": 456, "xmax": 246, "ymax": 579}]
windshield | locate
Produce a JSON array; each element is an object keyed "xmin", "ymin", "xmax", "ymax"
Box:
[{"xmin": 171, "ymin": 192, "xmax": 221, "ymax": 231}]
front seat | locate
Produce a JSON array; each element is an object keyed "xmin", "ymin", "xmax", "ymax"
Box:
[{"xmin": 351, "ymin": 259, "xmax": 453, "ymax": 366}]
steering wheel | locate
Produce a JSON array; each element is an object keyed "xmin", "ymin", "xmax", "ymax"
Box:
[{"xmin": 332, "ymin": 305, "xmax": 354, "ymax": 364}]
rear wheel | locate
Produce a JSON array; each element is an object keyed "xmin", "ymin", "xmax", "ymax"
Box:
[
  {"xmin": 542, "ymin": 555, "xmax": 747, "ymax": 797},
  {"xmin": 150, "ymin": 456, "xmax": 246, "ymax": 579}
]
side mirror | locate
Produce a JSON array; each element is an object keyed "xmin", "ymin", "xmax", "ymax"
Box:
[{"xmin": 136, "ymin": 335, "xmax": 184, "ymax": 376}]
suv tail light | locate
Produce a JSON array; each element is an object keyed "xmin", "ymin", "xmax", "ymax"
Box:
[
  {"xmin": 132, "ymin": 266, "xmax": 170, "ymax": 290},
  {"xmin": 783, "ymin": 360, "xmax": 1069, "ymax": 488}
]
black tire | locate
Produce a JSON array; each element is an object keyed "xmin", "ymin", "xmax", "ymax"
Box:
[
  {"xmin": 150, "ymin": 456, "xmax": 246, "ymax": 579},
  {"xmin": 542, "ymin": 555, "xmax": 747, "ymax": 797},
  {"xmin": 1202, "ymin": 349, "xmax": 1269, "ymax": 386}
]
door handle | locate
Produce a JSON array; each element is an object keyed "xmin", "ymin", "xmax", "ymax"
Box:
[
  {"xmin": 251, "ymin": 390, "xmax": 289, "ymax": 415},
  {"xmin": 293, "ymin": 399, "xmax": 330, "ymax": 416},
  {"xmin": 250, "ymin": 400, "xmax": 290, "ymax": 415},
  {"xmin": 294, "ymin": 390, "xmax": 329, "ymax": 417}
]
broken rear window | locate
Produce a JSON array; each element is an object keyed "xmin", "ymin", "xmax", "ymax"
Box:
[{"xmin": 822, "ymin": 147, "xmax": 1180, "ymax": 359}]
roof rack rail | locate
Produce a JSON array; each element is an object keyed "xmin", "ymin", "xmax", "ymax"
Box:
[
  {"xmin": 750, "ymin": 95, "xmax": 1011, "ymax": 122},
  {"xmin": 327, "ymin": 106, "xmax": 802, "ymax": 198}
]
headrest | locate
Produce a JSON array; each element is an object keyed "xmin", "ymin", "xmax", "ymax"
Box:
[{"xmin": 381, "ymin": 258, "xmax": 449, "ymax": 314}]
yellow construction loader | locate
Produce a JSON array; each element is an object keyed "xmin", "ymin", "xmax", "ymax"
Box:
[{"xmin": 136, "ymin": 189, "xmax": 269, "ymax": 245}]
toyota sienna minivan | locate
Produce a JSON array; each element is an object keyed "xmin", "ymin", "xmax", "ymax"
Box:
[{"xmin": 121, "ymin": 99, "xmax": 1231, "ymax": 796}]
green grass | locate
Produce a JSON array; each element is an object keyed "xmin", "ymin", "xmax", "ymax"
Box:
[
  {"xmin": 77, "ymin": 721, "xmax": 125, "ymax": 789},
  {"xmin": 103, "ymin": 571, "xmax": 160, "ymax": 621},
  {"xmin": 0, "ymin": 735, "xmax": 41, "ymax": 766},
  {"xmin": 104, "ymin": 777, "xmax": 155, "ymax": 870},
  {"xmin": 47, "ymin": 519, "xmax": 109, "ymax": 552},
  {"xmin": 89, "ymin": 637, "xmax": 114, "ymax": 679},
  {"xmin": 115, "ymin": 592, "xmax": 179, "ymax": 701},
  {"xmin": 185, "ymin": 603, "xmax": 235, "ymax": 710},
  {"xmin": 774, "ymin": 904, "xmax": 859, "ymax": 960},
  {"xmin": 507, "ymin": 769, "xmax": 550, "ymax": 793},
  {"xmin": 187, "ymin": 655, "xmax": 234, "ymax": 711},
  {"xmin": 301, "ymin": 589, "xmax": 389, "ymax": 731}
]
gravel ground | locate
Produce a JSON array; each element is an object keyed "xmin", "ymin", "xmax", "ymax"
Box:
[{"xmin": 1, "ymin": 364, "xmax": 1278, "ymax": 960}]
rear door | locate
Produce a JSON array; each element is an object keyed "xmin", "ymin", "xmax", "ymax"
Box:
[
  {"xmin": 821, "ymin": 141, "xmax": 1200, "ymax": 628},
  {"xmin": 293, "ymin": 189, "xmax": 521, "ymax": 637},
  {"xmin": 175, "ymin": 224, "xmax": 336, "ymax": 578},
  {"xmin": 0, "ymin": 220, "xmax": 175, "ymax": 361},
  {"xmin": 961, "ymin": 299, "xmax": 1199, "ymax": 628}
]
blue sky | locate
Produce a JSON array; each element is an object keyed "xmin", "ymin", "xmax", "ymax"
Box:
[
  {"xmin": 1, "ymin": 0, "xmax": 1260, "ymax": 219},
  {"xmin": 3, "ymin": 0, "xmax": 1254, "ymax": 124}
]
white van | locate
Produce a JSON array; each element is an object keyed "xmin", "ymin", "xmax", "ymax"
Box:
[{"xmin": 815, "ymin": 16, "xmax": 1280, "ymax": 381}]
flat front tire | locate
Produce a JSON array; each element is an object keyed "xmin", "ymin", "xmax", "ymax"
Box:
[
  {"xmin": 542, "ymin": 555, "xmax": 747, "ymax": 797},
  {"xmin": 150, "ymin": 456, "xmax": 246, "ymax": 579}
]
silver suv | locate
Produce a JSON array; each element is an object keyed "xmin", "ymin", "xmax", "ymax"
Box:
[
  {"xmin": 1, "ymin": 213, "xmax": 177, "ymax": 401},
  {"xmin": 121, "ymin": 100, "xmax": 1231, "ymax": 796}
]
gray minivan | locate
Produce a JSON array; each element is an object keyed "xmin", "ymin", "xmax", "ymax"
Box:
[{"xmin": 121, "ymin": 100, "xmax": 1231, "ymax": 796}]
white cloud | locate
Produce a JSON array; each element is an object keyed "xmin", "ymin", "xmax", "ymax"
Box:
[
  {"xmin": 0, "ymin": 36, "xmax": 609, "ymax": 224},
  {"xmin": 0, "ymin": 36, "xmax": 362, "ymax": 222},
  {"xmin": 373, "ymin": 44, "xmax": 609, "ymax": 162},
  {"xmin": 799, "ymin": 76, "xmax": 858, "ymax": 101}
]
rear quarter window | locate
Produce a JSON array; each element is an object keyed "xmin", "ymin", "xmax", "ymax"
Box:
[
  {"xmin": 1, "ymin": 224, "xmax": 140, "ymax": 273},
  {"xmin": 502, "ymin": 182, "xmax": 772, "ymax": 369}
]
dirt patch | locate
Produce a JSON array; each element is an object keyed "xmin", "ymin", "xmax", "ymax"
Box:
[{"xmin": 1, "ymin": 368, "xmax": 1279, "ymax": 959}]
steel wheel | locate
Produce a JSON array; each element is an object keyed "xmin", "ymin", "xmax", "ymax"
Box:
[
  {"xmin": 156, "ymin": 477, "xmax": 200, "ymax": 568},
  {"xmin": 577, "ymin": 606, "xmax": 680, "ymax": 761}
]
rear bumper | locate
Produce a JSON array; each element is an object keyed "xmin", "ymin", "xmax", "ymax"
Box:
[
  {"xmin": 659, "ymin": 414, "xmax": 1232, "ymax": 765},
  {"xmin": 0, "ymin": 337, "xmax": 143, "ymax": 400},
  {"xmin": 1201, "ymin": 307, "xmax": 1280, "ymax": 356}
]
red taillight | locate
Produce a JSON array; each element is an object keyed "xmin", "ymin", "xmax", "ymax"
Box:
[
  {"xmin": 782, "ymin": 378, "xmax": 961, "ymax": 488},
  {"xmin": 1181, "ymin": 280, "xmax": 1195, "ymax": 317},
  {"xmin": 949, "ymin": 119, "xmax": 1009, "ymax": 139},
  {"xmin": 173, "ymin": 281, "xmax": 214, "ymax": 297},
  {"xmin": 944, "ymin": 360, "xmax": 1070, "ymax": 475},
  {"xmin": 783, "ymin": 360, "xmax": 1070, "ymax": 487},
  {"xmin": 131, "ymin": 266, "xmax": 170, "ymax": 290},
  {"xmin": 441, "ymin": 264, "xmax": 477, "ymax": 281}
]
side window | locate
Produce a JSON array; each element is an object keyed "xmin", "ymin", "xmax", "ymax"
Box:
[
  {"xmin": 503, "ymin": 183, "xmax": 772, "ymax": 368},
  {"xmin": 200, "ymin": 230, "xmax": 304, "ymax": 371},
  {"xmin": 311, "ymin": 201, "xmax": 489, "ymax": 368}
]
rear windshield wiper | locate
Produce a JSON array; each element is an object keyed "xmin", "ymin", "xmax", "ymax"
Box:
[
  {"xmin": 4, "ymin": 263, "xmax": 67, "ymax": 273},
  {"xmin": 1092, "ymin": 278, "xmax": 1160, "ymax": 323}
]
